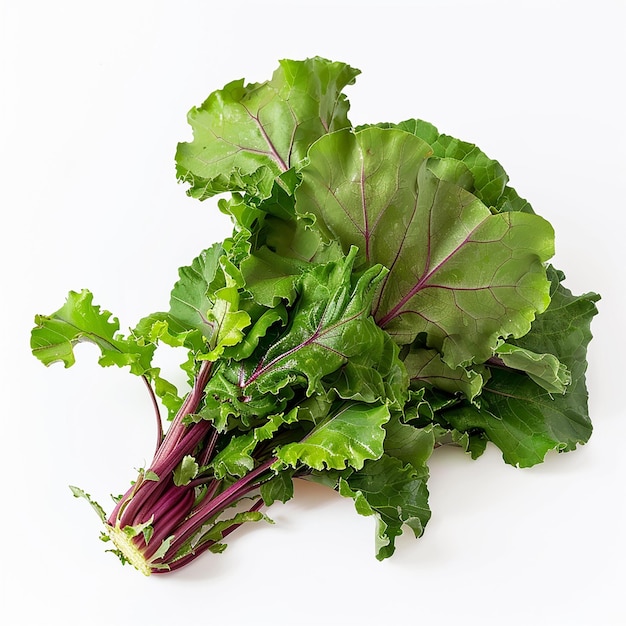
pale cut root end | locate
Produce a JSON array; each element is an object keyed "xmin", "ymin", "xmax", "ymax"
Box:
[{"xmin": 107, "ymin": 525, "xmax": 152, "ymax": 577}]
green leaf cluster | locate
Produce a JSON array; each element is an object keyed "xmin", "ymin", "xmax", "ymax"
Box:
[{"xmin": 31, "ymin": 57, "xmax": 599, "ymax": 569}]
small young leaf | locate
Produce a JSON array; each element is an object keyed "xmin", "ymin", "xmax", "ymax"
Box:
[
  {"xmin": 69, "ymin": 485, "xmax": 107, "ymax": 523},
  {"xmin": 173, "ymin": 455, "xmax": 199, "ymax": 486},
  {"xmin": 260, "ymin": 470, "xmax": 295, "ymax": 506},
  {"xmin": 149, "ymin": 535, "xmax": 175, "ymax": 563}
]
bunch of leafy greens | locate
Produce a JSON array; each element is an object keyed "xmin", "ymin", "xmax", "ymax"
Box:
[{"xmin": 31, "ymin": 58, "xmax": 599, "ymax": 575}]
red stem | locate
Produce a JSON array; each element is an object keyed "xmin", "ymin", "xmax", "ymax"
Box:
[
  {"xmin": 151, "ymin": 498, "xmax": 265, "ymax": 573},
  {"xmin": 158, "ymin": 458, "xmax": 276, "ymax": 562}
]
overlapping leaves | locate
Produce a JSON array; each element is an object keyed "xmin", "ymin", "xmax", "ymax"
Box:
[
  {"xmin": 361, "ymin": 118, "xmax": 532, "ymax": 213},
  {"xmin": 31, "ymin": 57, "xmax": 599, "ymax": 566},
  {"xmin": 443, "ymin": 267, "xmax": 599, "ymax": 467},
  {"xmin": 295, "ymin": 127, "xmax": 555, "ymax": 367},
  {"xmin": 200, "ymin": 248, "xmax": 406, "ymax": 428}
]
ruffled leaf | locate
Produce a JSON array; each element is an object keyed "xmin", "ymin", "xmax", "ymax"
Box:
[
  {"xmin": 173, "ymin": 455, "xmax": 199, "ymax": 486},
  {"xmin": 204, "ymin": 250, "xmax": 393, "ymax": 425},
  {"xmin": 362, "ymin": 118, "xmax": 520, "ymax": 211},
  {"xmin": 176, "ymin": 57, "xmax": 359, "ymax": 200},
  {"xmin": 383, "ymin": 416, "xmax": 437, "ymax": 470},
  {"xmin": 168, "ymin": 244, "xmax": 252, "ymax": 360},
  {"xmin": 444, "ymin": 268, "xmax": 599, "ymax": 467},
  {"xmin": 493, "ymin": 343, "xmax": 570, "ymax": 394},
  {"xmin": 338, "ymin": 454, "xmax": 431, "ymax": 560},
  {"xmin": 404, "ymin": 347, "xmax": 485, "ymax": 401},
  {"xmin": 31, "ymin": 290, "xmax": 154, "ymax": 375},
  {"xmin": 277, "ymin": 402, "xmax": 390, "ymax": 471},
  {"xmin": 169, "ymin": 244, "xmax": 223, "ymax": 340}
]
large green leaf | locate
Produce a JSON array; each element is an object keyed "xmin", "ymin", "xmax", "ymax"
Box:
[
  {"xmin": 176, "ymin": 57, "xmax": 359, "ymax": 200},
  {"xmin": 444, "ymin": 267, "xmax": 599, "ymax": 467},
  {"xmin": 277, "ymin": 402, "xmax": 390, "ymax": 471},
  {"xmin": 296, "ymin": 127, "xmax": 554, "ymax": 366}
]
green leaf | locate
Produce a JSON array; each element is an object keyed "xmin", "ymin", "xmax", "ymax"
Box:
[
  {"xmin": 146, "ymin": 367, "xmax": 185, "ymax": 420},
  {"xmin": 339, "ymin": 454, "xmax": 431, "ymax": 560},
  {"xmin": 69, "ymin": 485, "xmax": 107, "ymax": 522},
  {"xmin": 168, "ymin": 244, "xmax": 252, "ymax": 360},
  {"xmin": 383, "ymin": 417, "xmax": 436, "ymax": 470},
  {"xmin": 210, "ymin": 411, "xmax": 299, "ymax": 478},
  {"xmin": 211, "ymin": 433, "xmax": 256, "ymax": 478},
  {"xmin": 133, "ymin": 312, "xmax": 204, "ymax": 351},
  {"xmin": 445, "ymin": 268, "xmax": 599, "ymax": 467},
  {"xmin": 176, "ymin": 57, "xmax": 359, "ymax": 200},
  {"xmin": 205, "ymin": 250, "xmax": 393, "ymax": 426},
  {"xmin": 204, "ymin": 282, "xmax": 251, "ymax": 361},
  {"xmin": 173, "ymin": 455, "xmax": 199, "ymax": 486},
  {"xmin": 122, "ymin": 518, "xmax": 154, "ymax": 544},
  {"xmin": 129, "ymin": 316, "xmax": 195, "ymax": 419},
  {"xmin": 496, "ymin": 185, "xmax": 535, "ymax": 213},
  {"xmin": 511, "ymin": 265, "xmax": 599, "ymax": 379},
  {"xmin": 324, "ymin": 331, "xmax": 408, "ymax": 408},
  {"xmin": 239, "ymin": 246, "xmax": 304, "ymax": 308},
  {"xmin": 296, "ymin": 127, "xmax": 554, "ymax": 366},
  {"xmin": 199, "ymin": 368, "xmax": 288, "ymax": 430},
  {"xmin": 246, "ymin": 251, "xmax": 387, "ymax": 396},
  {"xmin": 493, "ymin": 343, "xmax": 570, "ymax": 394},
  {"xmin": 433, "ymin": 425, "xmax": 489, "ymax": 459},
  {"xmin": 260, "ymin": 470, "xmax": 295, "ymax": 506},
  {"xmin": 169, "ymin": 244, "xmax": 223, "ymax": 339},
  {"xmin": 31, "ymin": 290, "xmax": 154, "ymax": 375},
  {"xmin": 277, "ymin": 402, "xmax": 390, "ymax": 471},
  {"xmin": 363, "ymin": 118, "xmax": 511, "ymax": 210},
  {"xmin": 149, "ymin": 535, "xmax": 175, "ymax": 563},
  {"xmin": 222, "ymin": 305, "xmax": 288, "ymax": 360},
  {"xmin": 175, "ymin": 511, "xmax": 272, "ymax": 560},
  {"xmin": 404, "ymin": 347, "xmax": 485, "ymax": 401},
  {"xmin": 201, "ymin": 511, "xmax": 272, "ymax": 544}
]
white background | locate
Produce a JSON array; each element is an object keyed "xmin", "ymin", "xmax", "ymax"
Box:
[{"xmin": 1, "ymin": 1, "xmax": 624, "ymax": 624}]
